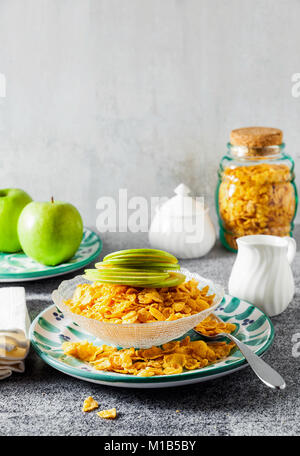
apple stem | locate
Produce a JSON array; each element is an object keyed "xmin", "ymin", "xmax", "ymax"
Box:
[{"xmin": 51, "ymin": 196, "xmax": 54, "ymax": 203}]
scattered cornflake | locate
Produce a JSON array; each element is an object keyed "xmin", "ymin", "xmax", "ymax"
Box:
[
  {"xmin": 97, "ymin": 408, "xmax": 117, "ymax": 419},
  {"xmin": 195, "ymin": 315, "xmax": 236, "ymax": 337},
  {"xmin": 62, "ymin": 335, "xmax": 235, "ymax": 377},
  {"xmin": 82, "ymin": 396, "xmax": 99, "ymax": 412}
]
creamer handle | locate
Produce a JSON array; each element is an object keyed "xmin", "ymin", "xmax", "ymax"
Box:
[{"xmin": 284, "ymin": 236, "xmax": 297, "ymax": 264}]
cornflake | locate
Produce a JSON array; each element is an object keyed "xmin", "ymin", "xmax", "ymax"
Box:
[
  {"xmin": 82, "ymin": 396, "xmax": 99, "ymax": 412},
  {"xmin": 97, "ymin": 408, "xmax": 117, "ymax": 419},
  {"xmin": 219, "ymin": 163, "xmax": 296, "ymax": 250},
  {"xmin": 195, "ymin": 315, "xmax": 236, "ymax": 336},
  {"xmin": 62, "ymin": 334, "xmax": 235, "ymax": 377},
  {"xmin": 63, "ymin": 280, "xmax": 215, "ymax": 324}
]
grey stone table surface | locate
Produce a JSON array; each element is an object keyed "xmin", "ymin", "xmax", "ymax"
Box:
[{"xmin": 0, "ymin": 228, "xmax": 299, "ymax": 437}]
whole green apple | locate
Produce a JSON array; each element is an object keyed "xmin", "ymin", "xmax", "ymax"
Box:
[
  {"xmin": 18, "ymin": 198, "xmax": 83, "ymax": 266},
  {"xmin": 0, "ymin": 188, "xmax": 32, "ymax": 252}
]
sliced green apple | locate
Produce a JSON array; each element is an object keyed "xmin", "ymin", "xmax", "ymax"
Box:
[
  {"xmin": 103, "ymin": 248, "xmax": 178, "ymax": 264},
  {"xmin": 85, "ymin": 268, "xmax": 167, "ymax": 277},
  {"xmin": 85, "ymin": 269, "xmax": 168, "ymax": 281},
  {"xmin": 143, "ymin": 272, "xmax": 186, "ymax": 288},
  {"xmin": 84, "ymin": 270, "xmax": 185, "ymax": 288},
  {"xmin": 85, "ymin": 248, "xmax": 185, "ymax": 288},
  {"xmin": 95, "ymin": 261, "xmax": 180, "ymax": 270},
  {"xmin": 83, "ymin": 273, "xmax": 166, "ymax": 286}
]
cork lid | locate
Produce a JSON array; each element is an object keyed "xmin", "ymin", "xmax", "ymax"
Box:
[{"xmin": 230, "ymin": 127, "xmax": 283, "ymax": 148}]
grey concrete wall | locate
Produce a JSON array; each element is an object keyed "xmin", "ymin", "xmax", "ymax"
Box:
[{"xmin": 0, "ymin": 0, "xmax": 299, "ymax": 230}]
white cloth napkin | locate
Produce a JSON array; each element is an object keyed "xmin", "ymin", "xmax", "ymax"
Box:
[{"xmin": 0, "ymin": 287, "xmax": 30, "ymax": 380}]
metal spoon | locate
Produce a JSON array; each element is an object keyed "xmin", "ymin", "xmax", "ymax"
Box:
[{"xmin": 194, "ymin": 314, "xmax": 286, "ymax": 390}]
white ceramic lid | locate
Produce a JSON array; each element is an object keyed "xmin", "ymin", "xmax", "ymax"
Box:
[{"xmin": 157, "ymin": 183, "xmax": 204, "ymax": 217}]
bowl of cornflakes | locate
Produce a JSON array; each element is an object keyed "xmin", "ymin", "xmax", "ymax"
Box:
[{"xmin": 52, "ymin": 268, "xmax": 224, "ymax": 348}]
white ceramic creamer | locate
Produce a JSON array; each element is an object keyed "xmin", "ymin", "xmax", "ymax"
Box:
[{"xmin": 228, "ymin": 235, "xmax": 296, "ymax": 316}]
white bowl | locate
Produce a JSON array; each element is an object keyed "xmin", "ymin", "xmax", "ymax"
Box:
[{"xmin": 52, "ymin": 268, "xmax": 224, "ymax": 348}]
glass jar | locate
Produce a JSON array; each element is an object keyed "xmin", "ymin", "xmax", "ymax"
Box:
[{"xmin": 216, "ymin": 128, "xmax": 298, "ymax": 252}]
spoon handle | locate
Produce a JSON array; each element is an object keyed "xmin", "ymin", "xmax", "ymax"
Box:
[{"xmin": 225, "ymin": 333, "xmax": 286, "ymax": 389}]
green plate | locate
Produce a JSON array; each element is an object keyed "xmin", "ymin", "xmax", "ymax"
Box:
[
  {"xmin": 0, "ymin": 228, "xmax": 102, "ymax": 282},
  {"xmin": 30, "ymin": 293, "xmax": 274, "ymax": 388}
]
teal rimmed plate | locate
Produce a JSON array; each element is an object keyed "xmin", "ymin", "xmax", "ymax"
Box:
[
  {"xmin": 0, "ymin": 228, "xmax": 102, "ymax": 282},
  {"xmin": 30, "ymin": 292, "xmax": 274, "ymax": 388}
]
